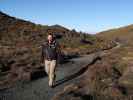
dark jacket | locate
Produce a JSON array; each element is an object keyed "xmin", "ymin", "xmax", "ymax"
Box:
[{"xmin": 41, "ymin": 40, "xmax": 60, "ymax": 62}]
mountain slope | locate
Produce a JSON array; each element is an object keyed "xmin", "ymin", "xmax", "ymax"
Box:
[{"xmin": 96, "ymin": 25, "xmax": 133, "ymax": 45}]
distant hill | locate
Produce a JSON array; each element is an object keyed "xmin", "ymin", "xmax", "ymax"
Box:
[
  {"xmin": 0, "ymin": 11, "xmax": 97, "ymax": 49},
  {"xmin": 0, "ymin": 11, "xmax": 72, "ymax": 45},
  {"xmin": 96, "ymin": 25, "xmax": 133, "ymax": 45}
]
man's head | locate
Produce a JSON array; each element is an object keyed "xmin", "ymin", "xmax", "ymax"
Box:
[{"xmin": 47, "ymin": 33, "xmax": 54, "ymax": 42}]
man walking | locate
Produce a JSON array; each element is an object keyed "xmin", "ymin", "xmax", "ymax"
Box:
[{"xmin": 41, "ymin": 33, "xmax": 60, "ymax": 88}]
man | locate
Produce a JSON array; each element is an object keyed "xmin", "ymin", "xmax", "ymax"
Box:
[{"xmin": 41, "ymin": 33, "xmax": 61, "ymax": 88}]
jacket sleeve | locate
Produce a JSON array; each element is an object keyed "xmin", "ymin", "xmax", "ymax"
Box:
[
  {"xmin": 41, "ymin": 44, "xmax": 45, "ymax": 63},
  {"xmin": 56, "ymin": 42, "xmax": 62, "ymax": 58}
]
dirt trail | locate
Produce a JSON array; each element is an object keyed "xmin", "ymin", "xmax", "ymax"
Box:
[{"xmin": 0, "ymin": 53, "xmax": 102, "ymax": 100}]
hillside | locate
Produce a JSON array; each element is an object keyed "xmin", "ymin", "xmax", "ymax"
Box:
[
  {"xmin": 0, "ymin": 11, "xmax": 81, "ymax": 47},
  {"xmin": 96, "ymin": 25, "xmax": 133, "ymax": 45}
]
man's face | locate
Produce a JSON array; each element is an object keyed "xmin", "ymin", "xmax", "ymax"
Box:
[{"xmin": 47, "ymin": 35, "xmax": 53, "ymax": 41}]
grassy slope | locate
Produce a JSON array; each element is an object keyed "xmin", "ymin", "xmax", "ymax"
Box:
[{"xmin": 96, "ymin": 24, "xmax": 133, "ymax": 45}]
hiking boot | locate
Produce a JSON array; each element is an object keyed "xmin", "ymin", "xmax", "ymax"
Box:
[
  {"xmin": 49, "ymin": 81, "xmax": 55, "ymax": 88},
  {"xmin": 48, "ymin": 74, "xmax": 56, "ymax": 88},
  {"xmin": 49, "ymin": 79, "xmax": 55, "ymax": 88}
]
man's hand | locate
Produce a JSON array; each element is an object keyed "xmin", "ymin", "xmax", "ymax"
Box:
[{"xmin": 40, "ymin": 62, "xmax": 44, "ymax": 66}]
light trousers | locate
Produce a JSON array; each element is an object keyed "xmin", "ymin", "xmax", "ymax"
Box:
[{"xmin": 44, "ymin": 60, "xmax": 57, "ymax": 86}]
